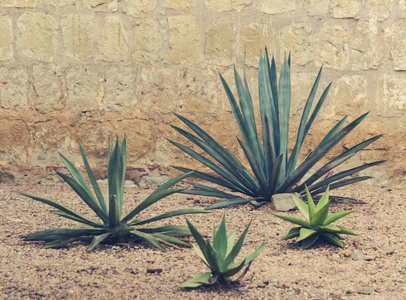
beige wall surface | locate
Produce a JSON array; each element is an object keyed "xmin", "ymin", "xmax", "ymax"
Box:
[{"xmin": 0, "ymin": 0, "xmax": 402, "ymax": 186}]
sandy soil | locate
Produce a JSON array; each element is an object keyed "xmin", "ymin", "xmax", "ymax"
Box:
[{"xmin": 1, "ymin": 181, "xmax": 406, "ymax": 300}]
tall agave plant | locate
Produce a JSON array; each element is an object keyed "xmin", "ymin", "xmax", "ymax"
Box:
[
  {"xmin": 22, "ymin": 138, "xmax": 208, "ymax": 251},
  {"xmin": 169, "ymin": 51, "xmax": 383, "ymax": 209}
]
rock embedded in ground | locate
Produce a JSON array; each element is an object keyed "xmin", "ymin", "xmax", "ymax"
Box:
[
  {"xmin": 271, "ymin": 193, "xmax": 299, "ymax": 211},
  {"xmin": 357, "ymin": 287, "xmax": 375, "ymax": 295},
  {"xmin": 351, "ymin": 250, "xmax": 363, "ymax": 261}
]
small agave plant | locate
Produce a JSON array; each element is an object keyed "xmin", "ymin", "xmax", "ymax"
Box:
[
  {"xmin": 179, "ymin": 215, "xmax": 266, "ymax": 288},
  {"xmin": 273, "ymin": 186, "xmax": 357, "ymax": 249},
  {"xmin": 22, "ymin": 138, "xmax": 208, "ymax": 251}
]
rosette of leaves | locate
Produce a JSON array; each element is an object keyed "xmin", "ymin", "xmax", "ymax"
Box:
[
  {"xmin": 22, "ymin": 138, "xmax": 209, "ymax": 251},
  {"xmin": 179, "ymin": 215, "xmax": 266, "ymax": 288},
  {"xmin": 272, "ymin": 186, "xmax": 357, "ymax": 249},
  {"xmin": 168, "ymin": 51, "xmax": 383, "ymax": 209}
]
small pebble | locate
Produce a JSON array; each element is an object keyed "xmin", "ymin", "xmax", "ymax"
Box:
[
  {"xmin": 331, "ymin": 253, "xmax": 340, "ymax": 262},
  {"xmin": 351, "ymin": 250, "xmax": 363, "ymax": 261}
]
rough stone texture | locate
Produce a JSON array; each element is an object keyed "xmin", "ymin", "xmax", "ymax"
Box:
[
  {"xmin": 0, "ymin": 68, "xmax": 29, "ymax": 110},
  {"xmin": 350, "ymin": 20, "xmax": 383, "ymax": 70},
  {"xmin": 61, "ymin": 14, "xmax": 95, "ymax": 60},
  {"xmin": 136, "ymin": 67, "xmax": 179, "ymax": 114},
  {"xmin": 104, "ymin": 66, "xmax": 138, "ymax": 111},
  {"xmin": 166, "ymin": 0, "xmax": 197, "ymax": 10},
  {"xmin": 304, "ymin": 0, "xmax": 330, "ymax": 16},
  {"xmin": 132, "ymin": 19, "xmax": 162, "ymax": 63},
  {"xmin": 315, "ymin": 22, "xmax": 349, "ymax": 70},
  {"xmin": 205, "ymin": 0, "xmax": 251, "ymax": 12},
  {"xmin": 127, "ymin": 0, "xmax": 157, "ymax": 14},
  {"xmin": 83, "ymin": 0, "xmax": 118, "ymax": 11},
  {"xmin": 261, "ymin": 0, "xmax": 295, "ymax": 14},
  {"xmin": 204, "ymin": 22, "xmax": 235, "ymax": 65},
  {"xmin": 271, "ymin": 193, "xmax": 298, "ymax": 212},
  {"xmin": 332, "ymin": 0, "xmax": 362, "ymax": 18},
  {"xmin": 242, "ymin": 23, "xmax": 275, "ymax": 67},
  {"xmin": 0, "ymin": 17, "xmax": 13, "ymax": 62},
  {"xmin": 385, "ymin": 21, "xmax": 406, "ymax": 71},
  {"xmin": 377, "ymin": 74, "xmax": 406, "ymax": 117},
  {"xmin": 98, "ymin": 15, "xmax": 128, "ymax": 62},
  {"xmin": 168, "ymin": 16, "xmax": 201, "ymax": 64},
  {"xmin": 178, "ymin": 68, "xmax": 219, "ymax": 113},
  {"xmin": 280, "ymin": 24, "xmax": 313, "ymax": 66},
  {"xmin": 17, "ymin": 12, "xmax": 58, "ymax": 62},
  {"xmin": 40, "ymin": 0, "xmax": 72, "ymax": 6},
  {"xmin": 333, "ymin": 75, "xmax": 368, "ymax": 117},
  {"xmin": 32, "ymin": 64, "xmax": 64, "ymax": 113},
  {"xmin": 0, "ymin": 119, "xmax": 29, "ymax": 164},
  {"xmin": 66, "ymin": 66, "xmax": 99, "ymax": 111},
  {"xmin": 0, "ymin": 0, "xmax": 37, "ymax": 7},
  {"xmin": 369, "ymin": 0, "xmax": 394, "ymax": 21}
]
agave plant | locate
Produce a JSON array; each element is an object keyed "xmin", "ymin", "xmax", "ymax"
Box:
[
  {"xmin": 273, "ymin": 186, "xmax": 357, "ymax": 249},
  {"xmin": 22, "ymin": 138, "xmax": 209, "ymax": 251},
  {"xmin": 179, "ymin": 215, "xmax": 266, "ymax": 288},
  {"xmin": 168, "ymin": 51, "xmax": 383, "ymax": 209}
]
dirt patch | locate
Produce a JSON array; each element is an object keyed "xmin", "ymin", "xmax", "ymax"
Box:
[{"xmin": 1, "ymin": 182, "xmax": 405, "ymax": 299}]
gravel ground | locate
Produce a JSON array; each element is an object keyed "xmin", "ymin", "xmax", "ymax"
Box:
[{"xmin": 1, "ymin": 181, "xmax": 405, "ymax": 299}]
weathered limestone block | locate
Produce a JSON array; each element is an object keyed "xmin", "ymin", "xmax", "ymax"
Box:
[
  {"xmin": 17, "ymin": 12, "xmax": 58, "ymax": 62},
  {"xmin": 261, "ymin": 0, "xmax": 295, "ymax": 14},
  {"xmin": 178, "ymin": 68, "xmax": 218, "ymax": 113},
  {"xmin": 0, "ymin": 119, "xmax": 29, "ymax": 164},
  {"xmin": 136, "ymin": 68, "xmax": 178, "ymax": 114},
  {"xmin": 204, "ymin": 22, "xmax": 235, "ymax": 65},
  {"xmin": 83, "ymin": 0, "xmax": 118, "ymax": 11},
  {"xmin": 280, "ymin": 24, "xmax": 312, "ymax": 66},
  {"xmin": 242, "ymin": 23, "xmax": 275, "ymax": 67},
  {"xmin": 66, "ymin": 66, "xmax": 99, "ymax": 111},
  {"xmin": 127, "ymin": 0, "xmax": 157, "ymax": 14},
  {"xmin": 400, "ymin": 0, "xmax": 406, "ymax": 15},
  {"xmin": 132, "ymin": 19, "xmax": 162, "ymax": 63},
  {"xmin": 0, "ymin": 17, "xmax": 13, "ymax": 62},
  {"xmin": 0, "ymin": 68, "xmax": 29, "ymax": 109},
  {"xmin": 0, "ymin": 0, "xmax": 37, "ymax": 7},
  {"xmin": 289, "ymin": 72, "xmax": 334, "ymax": 119},
  {"xmin": 385, "ymin": 21, "xmax": 406, "ymax": 71},
  {"xmin": 351, "ymin": 20, "xmax": 384, "ymax": 70},
  {"xmin": 75, "ymin": 123, "xmax": 116, "ymax": 159},
  {"xmin": 333, "ymin": 75, "xmax": 367, "ymax": 117},
  {"xmin": 369, "ymin": 0, "xmax": 394, "ymax": 21},
  {"xmin": 314, "ymin": 23, "xmax": 349, "ymax": 70},
  {"xmin": 40, "ymin": 0, "xmax": 73, "ymax": 5},
  {"xmin": 166, "ymin": 0, "xmax": 197, "ymax": 9},
  {"xmin": 168, "ymin": 16, "xmax": 201, "ymax": 64},
  {"xmin": 104, "ymin": 66, "xmax": 137, "ymax": 111},
  {"xmin": 377, "ymin": 74, "xmax": 406, "ymax": 116},
  {"xmin": 98, "ymin": 15, "xmax": 128, "ymax": 62},
  {"xmin": 115, "ymin": 119, "xmax": 155, "ymax": 163},
  {"xmin": 61, "ymin": 14, "xmax": 95, "ymax": 60},
  {"xmin": 205, "ymin": 0, "xmax": 252, "ymax": 12},
  {"xmin": 31, "ymin": 121, "xmax": 73, "ymax": 161},
  {"xmin": 304, "ymin": 0, "xmax": 330, "ymax": 16},
  {"xmin": 332, "ymin": 0, "xmax": 361, "ymax": 18},
  {"xmin": 32, "ymin": 64, "xmax": 64, "ymax": 113}
]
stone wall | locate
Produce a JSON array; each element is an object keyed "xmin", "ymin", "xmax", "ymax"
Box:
[{"xmin": 0, "ymin": 0, "xmax": 402, "ymax": 186}]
